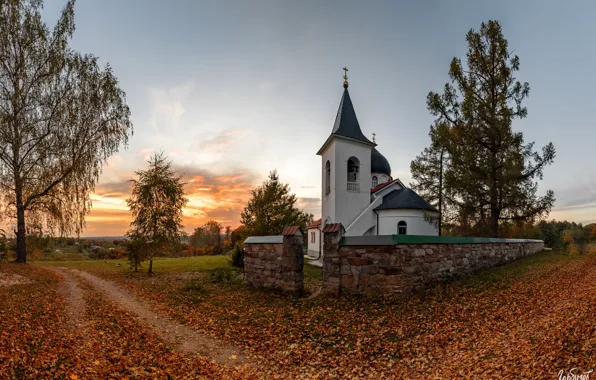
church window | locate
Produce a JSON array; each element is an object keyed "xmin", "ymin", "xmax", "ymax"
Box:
[
  {"xmin": 372, "ymin": 176, "xmax": 378, "ymax": 187},
  {"xmin": 325, "ymin": 161, "xmax": 331, "ymax": 195},
  {"xmin": 311, "ymin": 231, "xmax": 315, "ymax": 243},
  {"xmin": 347, "ymin": 157, "xmax": 359, "ymax": 183},
  {"xmin": 398, "ymin": 221, "xmax": 407, "ymax": 235}
]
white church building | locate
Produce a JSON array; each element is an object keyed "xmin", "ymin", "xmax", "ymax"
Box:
[{"xmin": 307, "ymin": 75, "xmax": 438, "ymax": 259}]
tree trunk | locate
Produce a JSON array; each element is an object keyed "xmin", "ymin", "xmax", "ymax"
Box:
[
  {"xmin": 15, "ymin": 202, "xmax": 27, "ymax": 263},
  {"xmin": 134, "ymin": 259, "xmax": 138, "ymax": 272},
  {"xmin": 148, "ymin": 258, "xmax": 153, "ymax": 275},
  {"xmin": 489, "ymin": 155, "xmax": 499, "ymax": 238},
  {"xmin": 438, "ymin": 149, "xmax": 444, "ymax": 236}
]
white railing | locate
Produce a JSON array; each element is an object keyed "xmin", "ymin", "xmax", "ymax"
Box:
[{"xmin": 347, "ymin": 182, "xmax": 359, "ymax": 193}]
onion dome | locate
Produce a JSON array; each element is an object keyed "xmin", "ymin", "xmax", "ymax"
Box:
[{"xmin": 371, "ymin": 148, "xmax": 391, "ymax": 176}]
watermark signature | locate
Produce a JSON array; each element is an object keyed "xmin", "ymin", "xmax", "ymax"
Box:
[{"xmin": 558, "ymin": 368, "xmax": 593, "ymax": 380}]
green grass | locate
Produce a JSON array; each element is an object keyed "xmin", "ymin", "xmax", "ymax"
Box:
[
  {"xmin": 38, "ymin": 254, "xmax": 326, "ymax": 280},
  {"xmin": 36, "ymin": 255, "xmax": 231, "ymax": 273},
  {"xmin": 304, "ymin": 259, "xmax": 323, "ymax": 280}
]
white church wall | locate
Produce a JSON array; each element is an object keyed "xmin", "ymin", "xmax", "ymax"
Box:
[
  {"xmin": 344, "ymin": 195, "xmax": 383, "ymax": 236},
  {"xmin": 321, "ymin": 142, "xmax": 336, "ymax": 227},
  {"xmin": 307, "ymin": 228, "xmax": 320, "ymax": 257},
  {"xmin": 372, "ymin": 173, "xmax": 390, "ymax": 186},
  {"xmin": 377, "ymin": 209, "xmax": 439, "ymax": 236},
  {"xmin": 321, "ymin": 137, "xmax": 372, "ymax": 229}
]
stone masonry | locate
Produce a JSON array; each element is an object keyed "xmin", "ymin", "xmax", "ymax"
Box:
[
  {"xmin": 243, "ymin": 227, "xmax": 304, "ymax": 294},
  {"xmin": 323, "ymin": 224, "xmax": 545, "ymax": 296}
]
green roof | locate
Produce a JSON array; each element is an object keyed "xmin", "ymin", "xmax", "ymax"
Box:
[{"xmin": 340, "ymin": 235, "xmax": 543, "ymax": 246}]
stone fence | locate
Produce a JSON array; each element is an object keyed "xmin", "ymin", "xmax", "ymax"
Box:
[
  {"xmin": 243, "ymin": 226, "xmax": 304, "ymax": 294},
  {"xmin": 322, "ymin": 223, "xmax": 545, "ymax": 296}
]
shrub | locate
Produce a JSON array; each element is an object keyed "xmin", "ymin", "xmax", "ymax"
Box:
[
  {"xmin": 230, "ymin": 244, "xmax": 244, "ymax": 268},
  {"xmin": 125, "ymin": 237, "xmax": 148, "ymax": 272},
  {"xmin": 209, "ymin": 268, "xmax": 240, "ymax": 283},
  {"xmin": 183, "ymin": 278, "xmax": 205, "ymax": 292}
]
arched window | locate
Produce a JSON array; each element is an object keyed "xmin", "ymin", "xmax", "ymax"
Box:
[
  {"xmin": 372, "ymin": 176, "xmax": 378, "ymax": 187},
  {"xmin": 398, "ymin": 221, "xmax": 407, "ymax": 235},
  {"xmin": 325, "ymin": 161, "xmax": 331, "ymax": 195},
  {"xmin": 347, "ymin": 157, "xmax": 359, "ymax": 183}
]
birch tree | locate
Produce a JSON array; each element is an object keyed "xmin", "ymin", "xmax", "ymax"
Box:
[{"xmin": 0, "ymin": 0, "xmax": 132, "ymax": 262}]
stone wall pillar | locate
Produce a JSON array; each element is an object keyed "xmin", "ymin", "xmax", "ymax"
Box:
[
  {"xmin": 322, "ymin": 223, "xmax": 344, "ymax": 296},
  {"xmin": 243, "ymin": 227, "xmax": 305, "ymax": 294},
  {"xmin": 281, "ymin": 226, "xmax": 304, "ymax": 295}
]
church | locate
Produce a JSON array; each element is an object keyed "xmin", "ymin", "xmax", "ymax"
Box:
[{"xmin": 307, "ymin": 71, "xmax": 439, "ymax": 259}]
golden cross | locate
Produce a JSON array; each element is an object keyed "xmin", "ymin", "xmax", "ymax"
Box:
[{"xmin": 343, "ymin": 67, "xmax": 349, "ymax": 81}]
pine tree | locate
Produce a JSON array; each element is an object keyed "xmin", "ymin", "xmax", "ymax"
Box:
[
  {"xmin": 410, "ymin": 123, "xmax": 450, "ymax": 235},
  {"xmin": 240, "ymin": 170, "xmax": 313, "ymax": 236},
  {"xmin": 426, "ymin": 20, "xmax": 555, "ymax": 237}
]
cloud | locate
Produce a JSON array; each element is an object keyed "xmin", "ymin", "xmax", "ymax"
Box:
[
  {"xmin": 83, "ymin": 163, "xmax": 261, "ymax": 236},
  {"xmin": 552, "ymin": 181, "xmax": 596, "ymax": 211},
  {"xmin": 148, "ymin": 82, "xmax": 194, "ymax": 133},
  {"xmin": 296, "ymin": 197, "xmax": 321, "ymax": 217},
  {"xmin": 136, "ymin": 148, "xmax": 155, "ymax": 160},
  {"xmin": 544, "ymin": 180, "xmax": 596, "ymax": 224},
  {"xmin": 199, "ymin": 128, "xmax": 250, "ymax": 155},
  {"xmin": 93, "ymin": 181, "xmax": 133, "ymax": 199}
]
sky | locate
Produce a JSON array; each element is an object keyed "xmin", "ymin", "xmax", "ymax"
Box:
[{"xmin": 40, "ymin": 0, "xmax": 596, "ymax": 236}]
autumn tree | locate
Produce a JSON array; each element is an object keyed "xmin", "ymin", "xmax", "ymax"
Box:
[
  {"xmin": 563, "ymin": 227, "xmax": 586, "ymax": 254},
  {"xmin": 588, "ymin": 225, "xmax": 596, "ymax": 242},
  {"xmin": 0, "ymin": 0, "xmax": 132, "ymax": 263},
  {"xmin": 126, "ymin": 153, "xmax": 188, "ymax": 274},
  {"xmin": 230, "ymin": 225, "xmax": 246, "ymax": 246},
  {"xmin": 189, "ymin": 220, "xmax": 223, "ymax": 254},
  {"xmin": 124, "ymin": 236, "xmax": 147, "ymax": 272},
  {"xmin": 426, "ymin": 20, "xmax": 555, "ymax": 237},
  {"xmin": 241, "ymin": 170, "xmax": 313, "ymax": 236}
]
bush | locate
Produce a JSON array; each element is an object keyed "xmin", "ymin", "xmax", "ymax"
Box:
[
  {"xmin": 209, "ymin": 268, "xmax": 240, "ymax": 283},
  {"xmin": 125, "ymin": 238, "xmax": 148, "ymax": 272},
  {"xmin": 183, "ymin": 278, "xmax": 205, "ymax": 293},
  {"xmin": 230, "ymin": 244, "xmax": 244, "ymax": 268}
]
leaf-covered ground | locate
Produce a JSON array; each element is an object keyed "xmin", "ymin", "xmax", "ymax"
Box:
[
  {"xmin": 3, "ymin": 251, "xmax": 596, "ymax": 378},
  {"xmin": 0, "ymin": 264, "xmax": 250, "ymax": 379}
]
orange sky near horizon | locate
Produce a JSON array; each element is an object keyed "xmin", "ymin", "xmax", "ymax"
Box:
[{"xmin": 82, "ymin": 172, "xmax": 258, "ymax": 237}]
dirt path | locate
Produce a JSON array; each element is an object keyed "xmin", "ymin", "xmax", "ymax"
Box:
[
  {"xmin": 52, "ymin": 267, "xmax": 247, "ymax": 366},
  {"xmin": 47, "ymin": 267, "xmax": 87, "ymax": 332}
]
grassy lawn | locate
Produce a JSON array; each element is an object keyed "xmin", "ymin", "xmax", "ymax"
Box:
[
  {"xmin": 304, "ymin": 259, "xmax": 323, "ymax": 280},
  {"xmin": 36, "ymin": 255, "xmax": 231, "ymax": 273},
  {"xmin": 34, "ymin": 255, "xmax": 323, "ymax": 281},
  {"xmin": 36, "ymin": 254, "xmax": 325, "ymax": 279}
]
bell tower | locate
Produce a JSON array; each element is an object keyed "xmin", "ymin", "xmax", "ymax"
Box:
[{"xmin": 317, "ymin": 69, "xmax": 375, "ymax": 232}]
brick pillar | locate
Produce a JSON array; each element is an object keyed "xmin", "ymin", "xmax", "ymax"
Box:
[
  {"xmin": 281, "ymin": 226, "xmax": 305, "ymax": 295},
  {"xmin": 322, "ymin": 223, "xmax": 343, "ymax": 296}
]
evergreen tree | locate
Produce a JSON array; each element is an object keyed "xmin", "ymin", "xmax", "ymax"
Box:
[
  {"xmin": 241, "ymin": 170, "xmax": 313, "ymax": 236},
  {"xmin": 126, "ymin": 153, "xmax": 188, "ymax": 274},
  {"xmin": 410, "ymin": 123, "xmax": 450, "ymax": 235},
  {"xmin": 426, "ymin": 20, "xmax": 555, "ymax": 237}
]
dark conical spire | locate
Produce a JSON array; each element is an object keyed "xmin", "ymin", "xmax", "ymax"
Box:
[{"xmin": 331, "ymin": 88, "xmax": 374, "ymax": 145}]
